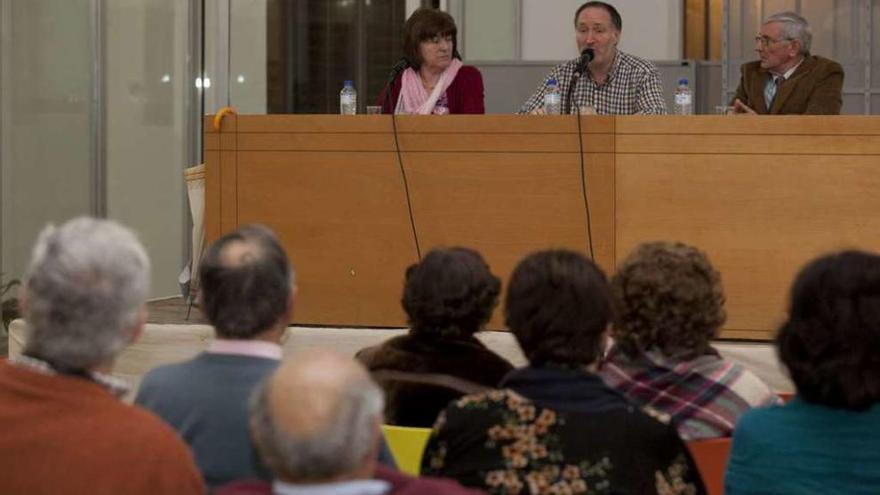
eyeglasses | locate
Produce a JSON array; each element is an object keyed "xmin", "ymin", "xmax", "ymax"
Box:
[
  {"xmin": 754, "ymin": 35, "xmax": 792, "ymax": 48},
  {"xmin": 425, "ymin": 34, "xmax": 454, "ymax": 45}
]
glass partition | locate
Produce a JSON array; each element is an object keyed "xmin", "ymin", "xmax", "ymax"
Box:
[{"xmin": 0, "ymin": 0, "xmax": 95, "ymax": 282}]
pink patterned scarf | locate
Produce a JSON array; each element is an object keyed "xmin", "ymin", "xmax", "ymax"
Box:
[{"xmin": 395, "ymin": 58, "xmax": 462, "ymax": 115}]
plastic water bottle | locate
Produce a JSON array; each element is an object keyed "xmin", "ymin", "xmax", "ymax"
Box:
[
  {"xmin": 673, "ymin": 77, "xmax": 693, "ymax": 115},
  {"xmin": 543, "ymin": 78, "xmax": 561, "ymax": 115},
  {"xmin": 340, "ymin": 80, "xmax": 357, "ymax": 115}
]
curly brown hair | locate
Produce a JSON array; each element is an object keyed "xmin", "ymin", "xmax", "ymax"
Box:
[
  {"xmin": 611, "ymin": 242, "xmax": 726, "ymax": 360},
  {"xmin": 402, "ymin": 247, "xmax": 500, "ymax": 339}
]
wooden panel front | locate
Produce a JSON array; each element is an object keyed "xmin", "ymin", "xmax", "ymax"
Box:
[
  {"xmin": 233, "ymin": 150, "xmax": 417, "ymax": 326},
  {"xmin": 615, "ymin": 116, "xmax": 880, "ymax": 340},
  {"xmin": 205, "ymin": 114, "xmax": 880, "ymax": 339},
  {"xmin": 204, "ymin": 115, "xmax": 612, "ymax": 329}
]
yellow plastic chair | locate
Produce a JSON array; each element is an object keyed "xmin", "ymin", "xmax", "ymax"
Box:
[{"xmin": 381, "ymin": 425, "xmax": 433, "ymax": 476}]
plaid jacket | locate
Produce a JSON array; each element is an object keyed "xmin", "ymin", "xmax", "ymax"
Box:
[
  {"xmin": 599, "ymin": 347, "xmax": 781, "ymax": 440},
  {"xmin": 519, "ymin": 50, "xmax": 667, "ymax": 115}
]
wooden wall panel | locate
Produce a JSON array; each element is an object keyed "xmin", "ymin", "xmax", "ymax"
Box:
[
  {"xmin": 205, "ymin": 114, "xmax": 880, "ymax": 340},
  {"xmin": 614, "ymin": 116, "xmax": 880, "ymax": 340},
  {"xmin": 234, "ymin": 150, "xmax": 418, "ymax": 326}
]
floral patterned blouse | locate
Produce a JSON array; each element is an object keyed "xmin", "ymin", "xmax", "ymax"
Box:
[{"xmin": 421, "ymin": 366, "xmax": 706, "ymax": 495}]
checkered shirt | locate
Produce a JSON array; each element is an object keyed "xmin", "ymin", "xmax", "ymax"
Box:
[
  {"xmin": 599, "ymin": 347, "xmax": 781, "ymax": 441},
  {"xmin": 519, "ymin": 50, "xmax": 667, "ymax": 115}
]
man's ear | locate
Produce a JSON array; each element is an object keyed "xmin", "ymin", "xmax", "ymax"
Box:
[
  {"xmin": 128, "ymin": 306, "xmax": 147, "ymax": 345},
  {"xmin": 286, "ymin": 285, "xmax": 298, "ymax": 319},
  {"xmin": 17, "ymin": 286, "xmax": 28, "ymax": 316}
]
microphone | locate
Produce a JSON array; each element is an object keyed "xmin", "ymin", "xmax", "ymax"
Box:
[
  {"xmin": 382, "ymin": 58, "xmax": 409, "ymax": 113},
  {"xmin": 575, "ymin": 48, "xmax": 594, "ymax": 75},
  {"xmin": 566, "ymin": 48, "xmax": 594, "ymax": 114},
  {"xmin": 387, "ymin": 57, "xmax": 409, "ymax": 80}
]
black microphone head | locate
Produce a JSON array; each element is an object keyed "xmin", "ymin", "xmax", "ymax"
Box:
[
  {"xmin": 581, "ymin": 48, "xmax": 595, "ymax": 63},
  {"xmin": 390, "ymin": 57, "xmax": 409, "ymax": 75}
]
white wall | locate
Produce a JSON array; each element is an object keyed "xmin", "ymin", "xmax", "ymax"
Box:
[{"xmin": 521, "ymin": 0, "xmax": 683, "ymax": 61}]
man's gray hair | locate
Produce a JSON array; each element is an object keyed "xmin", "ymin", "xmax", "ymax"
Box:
[
  {"xmin": 250, "ymin": 374, "xmax": 385, "ymax": 482},
  {"xmin": 23, "ymin": 217, "xmax": 150, "ymax": 369},
  {"xmin": 765, "ymin": 11, "xmax": 812, "ymax": 55}
]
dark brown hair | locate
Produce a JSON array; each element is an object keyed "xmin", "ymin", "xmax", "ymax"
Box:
[
  {"xmin": 575, "ymin": 1, "xmax": 622, "ymax": 30},
  {"xmin": 402, "ymin": 8, "xmax": 461, "ymax": 70},
  {"xmin": 402, "ymin": 247, "xmax": 500, "ymax": 339},
  {"xmin": 777, "ymin": 250, "xmax": 880, "ymax": 410},
  {"xmin": 505, "ymin": 250, "xmax": 611, "ymax": 367},
  {"xmin": 199, "ymin": 225, "xmax": 294, "ymax": 339}
]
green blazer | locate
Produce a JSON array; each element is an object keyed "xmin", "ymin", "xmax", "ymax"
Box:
[{"xmin": 731, "ymin": 55, "xmax": 844, "ymax": 115}]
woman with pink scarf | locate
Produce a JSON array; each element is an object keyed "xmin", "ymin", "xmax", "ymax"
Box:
[{"xmin": 377, "ymin": 8, "xmax": 484, "ymax": 115}]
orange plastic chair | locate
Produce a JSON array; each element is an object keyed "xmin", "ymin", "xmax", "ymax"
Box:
[{"xmin": 687, "ymin": 437, "xmax": 732, "ymax": 495}]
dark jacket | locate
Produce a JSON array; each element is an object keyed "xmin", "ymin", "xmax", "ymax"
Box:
[
  {"xmin": 731, "ymin": 55, "xmax": 843, "ymax": 114},
  {"xmin": 422, "ymin": 366, "xmax": 707, "ymax": 495},
  {"xmin": 356, "ymin": 333, "xmax": 513, "ymax": 427}
]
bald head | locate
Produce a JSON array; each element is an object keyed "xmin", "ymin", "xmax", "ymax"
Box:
[{"xmin": 250, "ymin": 351, "xmax": 384, "ymax": 483}]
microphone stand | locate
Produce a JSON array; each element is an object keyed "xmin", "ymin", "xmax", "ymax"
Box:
[
  {"xmin": 565, "ymin": 48, "xmax": 593, "ymax": 115},
  {"xmin": 383, "ymin": 58, "xmax": 408, "ymax": 114},
  {"xmin": 566, "ymin": 49, "xmax": 595, "ymax": 260}
]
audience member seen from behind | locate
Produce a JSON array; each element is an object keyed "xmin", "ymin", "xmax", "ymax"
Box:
[
  {"xmin": 377, "ymin": 8, "xmax": 484, "ymax": 114},
  {"xmin": 0, "ymin": 217, "xmax": 203, "ymax": 495},
  {"xmin": 519, "ymin": 1, "xmax": 666, "ymax": 115},
  {"xmin": 216, "ymin": 350, "xmax": 484, "ymax": 495},
  {"xmin": 725, "ymin": 250, "xmax": 880, "ymax": 495},
  {"xmin": 731, "ymin": 11, "xmax": 843, "ymax": 114},
  {"xmin": 599, "ymin": 241, "xmax": 779, "ymax": 440},
  {"xmin": 422, "ymin": 250, "xmax": 706, "ymax": 494},
  {"xmin": 135, "ymin": 224, "xmax": 296, "ymax": 488},
  {"xmin": 357, "ymin": 247, "xmax": 513, "ymax": 427}
]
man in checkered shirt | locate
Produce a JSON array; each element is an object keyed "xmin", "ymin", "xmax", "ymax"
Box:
[{"xmin": 519, "ymin": 1, "xmax": 666, "ymax": 115}]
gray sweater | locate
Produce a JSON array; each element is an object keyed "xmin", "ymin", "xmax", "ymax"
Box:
[{"xmin": 135, "ymin": 353, "xmax": 278, "ymax": 488}]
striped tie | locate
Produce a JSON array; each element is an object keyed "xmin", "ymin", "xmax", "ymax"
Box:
[{"xmin": 764, "ymin": 76, "xmax": 781, "ymax": 110}]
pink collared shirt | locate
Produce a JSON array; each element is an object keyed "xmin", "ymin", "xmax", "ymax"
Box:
[{"xmin": 206, "ymin": 339, "xmax": 283, "ymax": 361}]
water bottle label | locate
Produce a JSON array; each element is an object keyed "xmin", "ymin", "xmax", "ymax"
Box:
[
  {"xmin": 675, "ymin": 93, "xmax": 692, "ymax": 106},
  {"xmin": 341, "ymin": 95, "xmax": 355, "ymax": 106}
]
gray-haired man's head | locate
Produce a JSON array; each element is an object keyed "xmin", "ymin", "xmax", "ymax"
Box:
[
  {"xmin": 250, "ymin": 351, "xmax": 384, "ymax": 483},
  {"xmin": 764, "ymin": 11, "xmax": 812, "ymax": 55},
  {"xmin": 22, "ymin": 217, "xmax": 150, "ymax": 370},
  {"xmin": 199, "ymin": 224, "xmax": 295, "ymax": 339}
]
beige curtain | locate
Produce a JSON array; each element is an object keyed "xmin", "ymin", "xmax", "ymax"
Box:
[{"xmin": 183, "ymin": 164, "xmax": 206, "ymax": 300}]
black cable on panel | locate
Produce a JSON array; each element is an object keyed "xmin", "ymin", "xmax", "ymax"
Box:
[
  {"xmin": 567, "ymin": 72, "xmax": 596, "ymax": 261},
  {"xmin": 391, "ymin": 110, "xmax": 422, "ymax": 260}
]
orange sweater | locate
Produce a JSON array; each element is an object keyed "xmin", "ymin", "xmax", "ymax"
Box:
[{"xmin": 0, "ymin": 361, "xmax": 204, "ymax": 495}]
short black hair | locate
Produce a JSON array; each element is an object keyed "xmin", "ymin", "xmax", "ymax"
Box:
[
  {"xmin": 505, "ymin": 250, "xmax": 611, "ymax": 367},
  {"xmin": 574, "ymin": 1, "xmax": 622, "ymax": 31},
  {"xmin": 777, "ymin": 250, "xmax": 880, "ymax": 410},
  {"xmin": 199, "ymin": 224, "xmax": 294, "ymax": 339},
  {"xmin": 402, "ymin": 247, "xmax": 500, "ymax": 339},
  {"xmin": 402, "ymin": 8, "xmax": 462, "ymax": 70}
]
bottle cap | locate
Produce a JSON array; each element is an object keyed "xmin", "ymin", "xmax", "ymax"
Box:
[
  {"xmin": 547, "ymin": 77, "xmax": 558, "ymax": 86},
  {"xmin": 344, "ymin": 80, "xmax": 353, "ymax": 87},
  {"xmin": 678, "ymin": 77, "xmax": 688, "ymax": 85}
]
